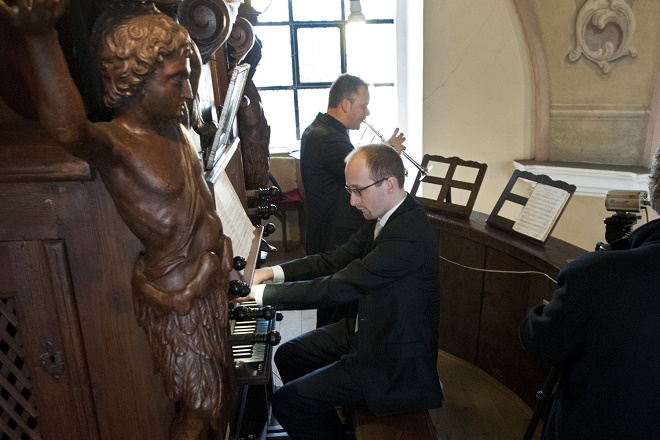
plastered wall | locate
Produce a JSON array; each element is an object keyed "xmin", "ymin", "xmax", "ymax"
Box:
[{"xmin": 423, "ymin": 0, "xmax": 659, "ymax": 251}]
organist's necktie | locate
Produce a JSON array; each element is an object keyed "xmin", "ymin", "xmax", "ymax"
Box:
[
  {"xmin": 357, "ymin": 220, "xmax": 383, "ymax": 333},
  {"xmin": 374, "ymin": 220, "xmax": 383, "ymax": 240}
]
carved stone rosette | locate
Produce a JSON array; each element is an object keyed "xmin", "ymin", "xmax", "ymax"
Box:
[{"xmin": 568, "ymin": 0, "xmax": 637, "ymax": 74}]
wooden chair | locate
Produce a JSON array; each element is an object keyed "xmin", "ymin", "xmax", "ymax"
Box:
[{"xmin": 269, "ymin": 187, "xmax": 305, "ymax": 252}]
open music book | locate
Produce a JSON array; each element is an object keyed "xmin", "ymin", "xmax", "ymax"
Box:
[
  {"xmin": 212, "ymin": 171, "xmax": 256, "ymax": 260},
  {"xmin": 511, "ymin": 182, "xmax": 571, "ymax": 242},
  {"xmin": 487, "ymin": 170, "xmax": 576, "ymax": 245}
]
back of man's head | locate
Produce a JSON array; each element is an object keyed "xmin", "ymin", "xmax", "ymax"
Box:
[
  {"xmin": 328, "ymin": 73, "xmax": 369, "ymax": 109},
  {"xmin": 347, "ymin": 143, "xmax": 406, "ymax": 189},
  {"xmin": 650, "ymin": 146, "xmax": 660, "ymax": 215}
]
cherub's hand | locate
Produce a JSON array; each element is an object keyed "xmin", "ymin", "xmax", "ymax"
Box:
[
  {"xmin": 387, "ymin": 128, "xmax": 407, "ymax": 153},
  {"xmin": 0, "ymin": 0, "xmax": 69, "ymax": 35}
]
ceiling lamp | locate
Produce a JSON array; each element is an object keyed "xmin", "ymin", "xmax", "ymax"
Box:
[{"xmin": 347, "ymin": 0, "xmax": 366, "ymax": 23}]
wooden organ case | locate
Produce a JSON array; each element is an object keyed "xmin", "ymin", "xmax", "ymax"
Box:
[
  {"xmin": 0, "ymin": 119, "xmax": 279, "ymax": 440},
  {"xmin": 0, "ymin": 3, "xmax": 279, "ymax": 440}
]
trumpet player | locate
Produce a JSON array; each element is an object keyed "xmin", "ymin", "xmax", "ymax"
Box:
[{"xmin": 300, "ymin": 73, "xmax": 406, "ymax": 328}]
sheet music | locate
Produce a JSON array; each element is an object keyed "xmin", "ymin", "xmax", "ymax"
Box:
[
  {"xmin": 512, "ymin": 183, "xmax": 570, "ymax": 242},
  {"xmin": 212, "ymin": 171, "xmax": 256, "ymax": 260}
]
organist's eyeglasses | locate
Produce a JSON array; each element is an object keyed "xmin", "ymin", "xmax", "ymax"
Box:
[{"xmin": 345, "ymin": 178, "xmax": 386, "ymax": 197}]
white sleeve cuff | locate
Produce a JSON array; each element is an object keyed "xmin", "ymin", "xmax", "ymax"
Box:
[
  {"xmin": 272, "ymin": 265, "xmax": 285, "ymax": 283},
  {"xmin": 253, "ymin": 284, "xmax": 266, "ymax": 306}
]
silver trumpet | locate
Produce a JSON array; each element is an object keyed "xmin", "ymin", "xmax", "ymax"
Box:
[{"xmin": 361, "ymin": 119, "xmax": 431, "ymax": 180}]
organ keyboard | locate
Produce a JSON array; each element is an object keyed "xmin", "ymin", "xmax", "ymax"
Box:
[
  {"xmin": 206, "ymin": 138, "xmax": 283, "ymax": 439},
  {"xmin": 230, "ymin": 301, "xmax": 282, "ymax": 386},
  {"xmin": 229, "ymin": 301, "xmax": 282, "ymax": 440}
]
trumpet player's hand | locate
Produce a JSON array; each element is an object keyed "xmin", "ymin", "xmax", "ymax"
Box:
[
  {"xmin": 387, "ymin": 128, "xmax": 407, "ymax": 153},
  {"xmin": 0, "ymin": 0, "xmax": 69, "ymax": 35}
]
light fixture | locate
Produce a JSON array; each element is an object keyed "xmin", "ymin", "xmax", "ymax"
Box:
[
  {"xmin": 347, "ymin": 0, "xmax": 366, "ymax": 23},
  {"xmin": 250, "ymin": 0, "xmax": 272, "ymax": 14}
]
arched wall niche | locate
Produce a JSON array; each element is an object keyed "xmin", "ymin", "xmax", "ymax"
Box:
[{"xmin": 511, "ymin": 0, "xmax": 659, "ymax": 168}]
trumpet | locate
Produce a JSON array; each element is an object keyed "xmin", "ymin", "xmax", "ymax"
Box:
[{"xmin": 361, "ymin": 119, "xmax": 431, "ymax": 180}]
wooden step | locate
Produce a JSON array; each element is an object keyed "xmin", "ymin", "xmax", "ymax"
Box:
[{"xmin": 352, "ymin": 402, "xmax": 436, "ymax": 440}]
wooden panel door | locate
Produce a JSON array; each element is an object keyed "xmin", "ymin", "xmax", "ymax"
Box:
[{"xmin": 1, "ymin": 240, "xmax": 99, "ymax": 439}]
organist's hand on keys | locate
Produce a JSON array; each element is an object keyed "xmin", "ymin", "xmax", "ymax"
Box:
[
  {"xmin": 253, "ymin": 267, "xmax": 275, "ymax": 285},
  {"xmin": 230, "ymin": 290, "xmax": 256, "ymax": 304},
  {"xmin": 230, "ymin": 267, "xmax": 275, "ymax": 305}
]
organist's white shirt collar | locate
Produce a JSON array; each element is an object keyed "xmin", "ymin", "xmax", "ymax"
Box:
[{"xmin": 377, "ymin": 194, "xmax": 406, "ymax": 230}]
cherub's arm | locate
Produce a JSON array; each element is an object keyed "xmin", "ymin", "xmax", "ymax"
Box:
[{"xmin": 1, "ymin": 0, "xmax": 98, "ymax": 158}]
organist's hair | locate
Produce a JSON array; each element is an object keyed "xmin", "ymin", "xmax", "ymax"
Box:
[
  {"xmin": 92, "ymin": 7, "xmax": 192, "ymax": 108},
  {"xmin": 346, "ymin": 143, "xmax": 406, "ymax": 188},
  {"xmin": 328, "ymin": 74, "xmax": 369, "ymax": 108},
  {"xmin": 650, "ymin": 146, "xmax": 660, "ymax": 214}
]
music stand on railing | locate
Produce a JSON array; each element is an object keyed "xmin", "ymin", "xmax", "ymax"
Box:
[
  {"xmin": 486, "ymin": 170, "xmax": 576, "ymax": 245},
  {"xmin": 410, "ymin": 154, "xmax": 488, "ymax": 218}
]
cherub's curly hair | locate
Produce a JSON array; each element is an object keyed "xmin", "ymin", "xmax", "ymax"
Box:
[{"xmin": 92, "ymin": 8, "xmax": 192, "ymax": 108}]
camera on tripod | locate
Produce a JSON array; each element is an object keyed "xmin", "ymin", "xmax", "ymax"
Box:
[{"xmin": 596, "ymin": 190, "xmax": 650, "ymax": 250}]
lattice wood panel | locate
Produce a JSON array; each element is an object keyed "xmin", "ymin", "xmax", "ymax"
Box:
[{"xmin": 0, "ymin": 297, "xmax": 42, "ymax": 440}]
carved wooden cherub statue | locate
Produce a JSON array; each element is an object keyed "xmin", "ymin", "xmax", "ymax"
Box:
[{"xmin": 0, "ymin": 1, "xmax": 233, "ymax": 438}]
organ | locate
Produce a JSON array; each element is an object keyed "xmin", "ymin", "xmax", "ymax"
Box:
[
  {"xmin": 0, "ymin": 2, "xmax": 281, "ymax": 439},
  {"xmin": 0, "ymin": 94, "xmax": 282, "ymax": 440}
]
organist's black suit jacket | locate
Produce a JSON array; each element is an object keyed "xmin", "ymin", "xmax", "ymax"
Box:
[
  {"xmin": 262, "ymin": 194, "xmax": 443, "ymax": 416},
  {"xmin": 519, "ymin": 218, "xmax": 660, "ymax": 439}
]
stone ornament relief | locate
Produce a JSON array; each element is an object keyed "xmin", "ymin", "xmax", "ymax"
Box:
[{"xmin": 568, "ymin": 0, "xmax": 637, "ymax": 74}]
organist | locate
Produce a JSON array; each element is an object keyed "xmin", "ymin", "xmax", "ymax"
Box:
[{"xmin": 232, "ymin": 144, "xmax": 443, "ymax": 440}]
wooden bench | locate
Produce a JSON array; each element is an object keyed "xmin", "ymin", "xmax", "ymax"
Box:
[{"xmin": 351, "ymin": 402, "xmax": 437, "ymax": 440}]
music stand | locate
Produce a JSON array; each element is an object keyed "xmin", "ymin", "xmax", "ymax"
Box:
[
  {"xmin": 410, "ymin": 154, "xmax": 488, "ymax": 218},
  {"xmin": 486, "ymin": 170, "xmax": 576, "ymax": 245},
  {"xmin": 205, "ymin": 64, "xmax": 250, "ymax": 170}
]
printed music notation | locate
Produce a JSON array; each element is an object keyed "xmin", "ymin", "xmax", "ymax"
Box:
[
  {"xmin": 486, "ymin": 170, "xmax": 576, "ymax": 245},
  {"xmin": 213, "ymin": 171, "xmax": 257, "ymax": 260},
  {"xmin": 512, "ymin": 183, "xmax": 570, "ymax": 242}
]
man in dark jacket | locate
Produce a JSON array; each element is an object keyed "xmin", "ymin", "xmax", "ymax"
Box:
[
  {"xmin": 519, "ymin": 146, "xmax": 660, "ymax": 439},
  {"xmin": 300, "ymin": 73, "xmax": 405, "ymax": 327},
  {"xmin": 236, "ymin": 144, "xmax": 442, "ymax": 440}
]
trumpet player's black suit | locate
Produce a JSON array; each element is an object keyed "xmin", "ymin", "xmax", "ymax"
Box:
[
  {"xmin": 300, "ymin": 112, "xmax": 366, "ymax": 255},
  {"xmin": 519, "ymin": 218, "xmax": 660, "ymax": 440},
  {"xmin": 263, "ymin": 194, "xmax": 442, "ymax": 440},
  {"xmin": 300, "ymin": 112, "xmax": 366, "ymax": 327}
]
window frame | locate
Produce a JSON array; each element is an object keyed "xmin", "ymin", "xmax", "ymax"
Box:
[{"xmin": 253, "ymin": 0, "xmax": 395, "ymax": 142}]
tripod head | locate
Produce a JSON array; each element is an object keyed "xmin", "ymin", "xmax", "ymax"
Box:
[{"xmin": 603, "ymin": 212, "xmax": 640, "ymax": 244}]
